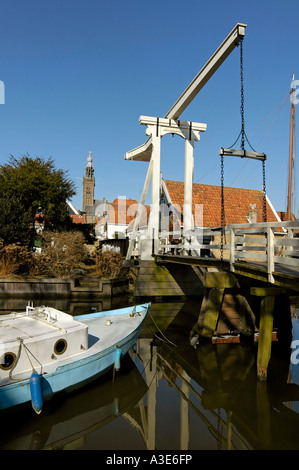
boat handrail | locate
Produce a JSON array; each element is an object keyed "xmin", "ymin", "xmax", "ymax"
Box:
[{"xmin": 24, "ymin": 304, "xmax": 66, "ymax": 333}]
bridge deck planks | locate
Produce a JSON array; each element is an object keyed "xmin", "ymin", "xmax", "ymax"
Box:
[{"xmin": 155, "ymin": 255, "xmax": 299, "ymax": 293}]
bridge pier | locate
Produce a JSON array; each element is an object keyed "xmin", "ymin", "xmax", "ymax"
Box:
[
  {"xmin": 193, "ymin": 272, "xmax": 256, "ymax": 341},
  {"xmin": 134, "ymin": 260, "xmax": 206, "ymax": 298}
]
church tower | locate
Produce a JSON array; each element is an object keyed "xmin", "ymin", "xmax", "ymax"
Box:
[{"xmin": 82, "ymin": 150, "xmax": 95, "ymax": 212}]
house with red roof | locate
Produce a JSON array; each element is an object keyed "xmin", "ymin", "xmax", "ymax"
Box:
[
  {"xmin": 95, "ymin": 197, "xmax": 141, "ymax": 239},
  {"xmin": 125, "ymin": 178, "xmax": 282, "ymax": 260},
  {"xmin": 162, "ymin": 179, "xmax": 281, "ymax": 229},
  {"xmin": 126, "ymin": 179, "xmax": 281, "ymax": 244}
]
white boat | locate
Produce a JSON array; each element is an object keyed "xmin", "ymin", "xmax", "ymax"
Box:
[{"xmin": 0, "ymin": 302, "xmax": 150, "ymax": 413}]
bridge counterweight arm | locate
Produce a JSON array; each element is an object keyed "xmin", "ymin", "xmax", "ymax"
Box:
[
  {"xmin": 165, "ymin": 23, "xmax": 247, "ymax": 120},
  {"xmin": 125, "ymin": 22, "xmax": 246, "ymax": 162}
]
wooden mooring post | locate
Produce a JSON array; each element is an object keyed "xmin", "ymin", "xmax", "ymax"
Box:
[{"xmin": 250, "ymin": 287, "xmax": 288, "ymax": 381}]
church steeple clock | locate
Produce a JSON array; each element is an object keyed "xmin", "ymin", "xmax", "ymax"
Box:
[{"xmin": 82, "ymin": 150, "xmax": 95, "ymax": 212}]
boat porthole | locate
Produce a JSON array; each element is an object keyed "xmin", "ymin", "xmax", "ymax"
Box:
[
  {"xmin": 54, "ymin": 339, "xmax": 67, "ymax": 355},
  {"xmin": 0, "ymin": 352, "xmax": 16, "ymax": 370}
]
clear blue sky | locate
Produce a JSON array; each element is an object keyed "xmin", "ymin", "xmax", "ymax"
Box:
[{"xmin": 0, "ymin": 0, "xmax": 298, "ymax": 216}]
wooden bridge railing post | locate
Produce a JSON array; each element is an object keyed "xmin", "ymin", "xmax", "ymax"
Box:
[
  {"xmin": 287, "ymin": 227, "xmax": 294, "ymax": 255},
  {"xmin": 230, "ymin": 226, "xmax": 235, "ymax": 272},
  {"xmin": 266, "ymin": 226, "xmax": 274, "ymax": 284}
]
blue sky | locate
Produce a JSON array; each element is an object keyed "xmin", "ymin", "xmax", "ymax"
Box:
[{"xmin": 0, "ymin": 0, "xmax": 298, "ymax": 216}]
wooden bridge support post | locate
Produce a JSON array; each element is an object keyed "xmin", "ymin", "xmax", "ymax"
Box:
[
  {"xmin": 251, "ymin": 287, "xmax": 288, "ymax": 380},
  {"xmin": 196, "ymin": 272, "xmax": 238, "ymax": 339},
  {"xmin": 183, "ymin": 135, "xmax": 195, "ymax": 247},
  {"xmin": 148, "ymin": 121, "xmax": 161, "ymax": 255},
  {"xmin": 256, "ymin": 295, "xmax": 275, "ymax": 380},
  {"xmin": 198, "ymin": 287, "xmax": 226, "ymax": 338}
]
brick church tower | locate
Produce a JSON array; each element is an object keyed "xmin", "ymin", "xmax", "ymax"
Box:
[{"xmin": 82, "ymin": 150, "xmax": 95, "ymax": 212}]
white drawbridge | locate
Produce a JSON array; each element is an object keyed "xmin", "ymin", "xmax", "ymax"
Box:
[{"xmin": 125, "ymin": 23, "xmax": 247, "ymax": 260}]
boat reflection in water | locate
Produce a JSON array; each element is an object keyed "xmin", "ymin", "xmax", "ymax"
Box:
[
  {"xmin": 0, "ymin": 353, "xmax": 148, "ymax": 450},
  {"xmin": 1, "ymin": 299, "xmax": 299, "ymax": 450}
]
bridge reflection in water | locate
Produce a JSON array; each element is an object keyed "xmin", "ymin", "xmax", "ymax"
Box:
[{"xmin": 0, "ymin": 298, "xmax": 299, "ymax": 450}]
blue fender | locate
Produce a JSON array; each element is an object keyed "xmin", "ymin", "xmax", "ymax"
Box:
[
  {"xmin": 114, "ymin": 348, "xmax": 122, "ymax": 371},
  {"xmin": 30, "ymin": 371, "xmax": 43, "ymax": 414}
]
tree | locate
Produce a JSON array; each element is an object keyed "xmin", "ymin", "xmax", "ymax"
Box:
[{"xmin": 0, "ymin": 155, "xmax": 76, "ymax": 247}]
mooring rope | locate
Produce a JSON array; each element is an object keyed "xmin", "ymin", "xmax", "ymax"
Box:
[{"xmin": 9, "ymin": 337, "xmax": 42, "ymax": 380}]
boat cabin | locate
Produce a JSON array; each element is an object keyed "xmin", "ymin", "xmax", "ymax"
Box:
[{"xmin": 0, "ymin": 305, "xmax": 88, "ymax": 384}]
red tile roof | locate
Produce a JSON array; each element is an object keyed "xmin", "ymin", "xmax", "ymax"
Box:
[
  {"xmin": 126, "ymin": 204, "xmax": 151, "ymax": 231},
  {"xmin": 104, "ymin": 198, "xmax": 140, "ymax": 225},
  {"xmin": 164, "ymin": 180, "xmax": 279, "ymax": 228},
  {"xmin": 70, "ymin": 214, "xmax": 86, "ymax": 224}
]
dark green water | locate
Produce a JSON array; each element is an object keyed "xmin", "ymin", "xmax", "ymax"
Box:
[{"xmin": 0, "ymin": 297, "xmax": 299, "ymax": 450}]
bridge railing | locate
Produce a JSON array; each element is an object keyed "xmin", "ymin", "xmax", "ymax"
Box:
[
  {"xmin": 156, "ymin": 221, "xmax": 299, "ymax": 283},
  {"xmin": 158, "ymin": 228, "xmax": 230, "ymax": 257},
  {"xmin": 130, "ymin": 222, "xmax": 299, "ymax": 283},
  {"xmin": 227, "ymin": 221, "xmax": 299, "ymax": 283}
]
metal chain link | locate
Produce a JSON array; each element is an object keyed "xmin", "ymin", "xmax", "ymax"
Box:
[
  {"xmin": 221, "ymin": 154, "xmax": 225, "ymax": 261},
  {"xmin": 240, "ymin": 38, "xmax": 245, "ymax": 150}
]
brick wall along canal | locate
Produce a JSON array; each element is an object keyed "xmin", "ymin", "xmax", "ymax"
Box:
[{"xmin": 0, "ymin": 297, "xmax": 299, "ymax": 450}]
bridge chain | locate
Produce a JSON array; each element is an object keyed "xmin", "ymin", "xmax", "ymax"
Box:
[
  {"xmin": 262, "ymin": 159, "xmax": 267, "ymax": 222},
  {"xmin": 221, "ymin": 153, "xmax": 225, "ymax": 261},
  {"xmin": 240, "ymin": 37, "xmax": 245, "ymax": 150},
  {"xmin": 220, "ymin": 36, "xmax": 267, "ymax": 248}
]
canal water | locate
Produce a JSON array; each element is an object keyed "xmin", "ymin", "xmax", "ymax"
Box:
[{"xmin": 0, "ymin": 296, "xmax": 299, "ymax": 451}]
